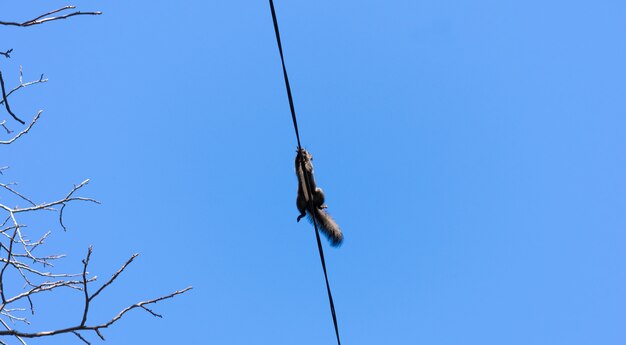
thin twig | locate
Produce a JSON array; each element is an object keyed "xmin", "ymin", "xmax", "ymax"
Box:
[
  {"xmin": 0, "ymin": 121, "xmax": 12, "ymax": 134},
  {"xmin": 89, "ymin": 254, "xmax": 138, "ymax": 302},
  {"xmin": 73, "ymin": 331, "xmax": 90, "ymax": 344},
  {"xmin": 0, "ymin": 111, "xmax": 42, "ymax": 145},
  {"xmin": 80, "ymin": 246, "xmax": 92, "ymax": 327},
  {"xmin": 0, "ymin": 71, "xmax": 25, "ymax": 124},
  {"xmin": 0, "ymin": 183, "xmax": 37, "ymax": 207}
]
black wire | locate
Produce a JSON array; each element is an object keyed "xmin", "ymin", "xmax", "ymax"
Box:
[
  {"xmin": 268, "ymin": 0, "xmax": 302, "ymax": 150},
  {"xmin": 268, "ymin": 1, "xmax": 341, "ymax": 344}
]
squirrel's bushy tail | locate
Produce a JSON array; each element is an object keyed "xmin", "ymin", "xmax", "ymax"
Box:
[{"xmin": 308, "ymin": 208, "xmax": 343, "ymax": 246}]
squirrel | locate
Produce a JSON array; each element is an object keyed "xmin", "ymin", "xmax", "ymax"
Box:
[{"xmin": 295, "ymin": 148, "xmax": 343, "ymax": 246}]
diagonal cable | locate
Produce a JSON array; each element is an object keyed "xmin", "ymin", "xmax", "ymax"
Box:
[{"xmin": 268, "ymin": 1, "xmax": 341, "ymax": 344}]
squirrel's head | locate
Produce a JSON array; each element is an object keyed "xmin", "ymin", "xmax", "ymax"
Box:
[{"xmin": 296, "ymin": 148, "xmax": 313, "ymax": 161}]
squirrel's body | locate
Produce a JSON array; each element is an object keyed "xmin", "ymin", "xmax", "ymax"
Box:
[{"xmin": 295, "ymin": 148, "xmax": 343, "ymax": 246}]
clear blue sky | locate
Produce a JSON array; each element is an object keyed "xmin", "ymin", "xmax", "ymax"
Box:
[{"xmin": 1, "ymin": 1, "xmax": 625, "ymax": 344}]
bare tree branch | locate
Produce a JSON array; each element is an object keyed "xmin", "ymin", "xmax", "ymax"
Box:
[
  {"xmin": 0, "ymin": 71, "xmax": 25, "ymax": 125},
  {"xmin": 0, "ymin": 177, "xmax": 191, "ymax": 342},
  {"xmin": 0, "ymin": 6, "xmax": 102, "ymax": 27},
  {"xmin": 0, "ymin": 111, "xmax": 42, "ymax": 145},
  {"xmin": 80, "ymin": 246, "xmax": 92, "ymax": 327},
  {"xmin": 0, "ymin": 67, "xmax": 49, "ymax": 107},
  {"xmin": 89, "ymin": 254, "xmax": 138, "ymax": 302},
  {"xmin": 0, "ymin": 220, "xmax": 192, "ymax": 343},
  {"xmin": 0, "ymin": 50, "xmax": 12, "ymax": 59},
  {"xmin": 0, "ymin": 281, "xmax": 191, "ymax": 339},
  {"xmin": 0, "ymin": 179, "xmax": 100, "ymax": 215},
  {"xmin": 0, "ymin": 183, "xmax": 36, "ymax": 207},
  {"xmin": 0, "ymin": 229, "xmax": 18, "ymax": 304}
]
